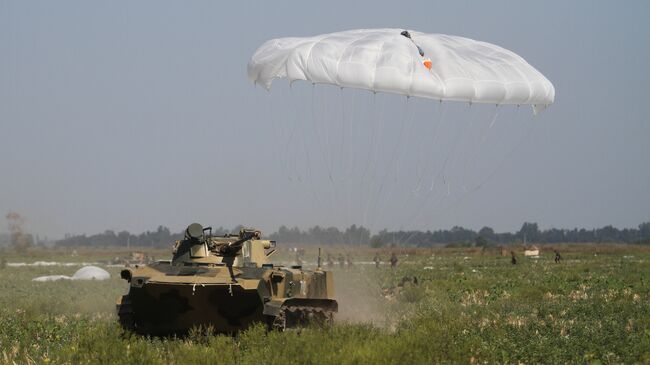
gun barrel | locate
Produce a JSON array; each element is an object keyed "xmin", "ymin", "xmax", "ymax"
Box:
[{"xmin": 219, "ymin": 232, "xmax": 257, "ymax": 256}]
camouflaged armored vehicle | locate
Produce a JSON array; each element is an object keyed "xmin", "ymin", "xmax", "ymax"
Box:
[{"xmin": 117, "ymin": 223, "xmax": 337, "ymax": 334}]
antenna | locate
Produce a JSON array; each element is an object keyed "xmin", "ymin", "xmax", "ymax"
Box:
[{"xmin": 317, "ymin": 247, "xmax": 322, "ymax": 270}]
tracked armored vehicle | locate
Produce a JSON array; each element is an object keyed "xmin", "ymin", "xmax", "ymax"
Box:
[{"xmin": 116, "ymin": 223, "xmax": 337, "ymax": 334}]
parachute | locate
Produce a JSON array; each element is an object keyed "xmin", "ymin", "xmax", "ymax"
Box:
[
  {"xmin": 248, "ymin": 28, "xmax": 554, "ymax": 113},
  {"xmin": 248, "ymin": 29, "xmax": 555, "ymax": 242}
]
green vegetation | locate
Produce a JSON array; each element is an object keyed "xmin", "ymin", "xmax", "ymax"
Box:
[{"xmin": 1, "ymin": 246, "xmax": 649, "ymax": 364}]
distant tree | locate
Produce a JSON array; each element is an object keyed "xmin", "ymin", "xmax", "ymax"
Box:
[
  {"xmin": 344, "ymin": 225, "xmax": 370, "ymax": 245},
  {"xmin": 475, "ymin": 235, "xmax": 489, "ymax": 247},
  {"xmin": 478, "ymin": 226, "xmax": 496, "ymax": 242},
  {"xmin": 369, "ymin": 235, "xmax": 384, "ymax": 248},
  {"xmin": 518, "ymin": 222, "xmax": 540, "ymax": 242},
  {"xmin": 595, "ymin": 225, "xmax": 620, "ymax": 243},
  {"xmin": 639, "ymin": 222, "xmax": 650, "ymax": 239}
]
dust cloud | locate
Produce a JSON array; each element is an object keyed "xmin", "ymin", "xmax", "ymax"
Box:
[{"xmin": 332, "ymin": 267, "xmax": 394, "ymax": 328}]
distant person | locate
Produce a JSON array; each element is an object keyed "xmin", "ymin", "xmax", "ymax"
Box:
[
  {"xmin": 326, "ymin": 254, "xmax": 334, "ymax": 268},
  {"xmin": 554, "ymin": 250, "xmax": 562, "ymax": 263},
  {"xmin": 373, "ymin": 253, "xmax": 381, "ymax": 268},
  {"xmin": 511, "ymin": 251, "xmax": 517, "ymax": 265},
  {"xmin": 346, "ymin": 254, "xmax": 354, "ymax": 268},
  {"xmin": 338, "ymin": 254, "xmax": 345, "ymax": 268},
  {"xmin": 390, "ymin": 253, "xmax": 398, "ymax": 268}
]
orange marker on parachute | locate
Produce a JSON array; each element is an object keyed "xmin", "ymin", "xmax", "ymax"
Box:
[{"xmin": 401, "ymin": 30, "xmax": 432, "ymax": 70}]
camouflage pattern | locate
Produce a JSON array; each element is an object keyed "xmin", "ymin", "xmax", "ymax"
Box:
[{"xmin": 117, "ymin": 224, "xmax": 337, "ymax": 334}]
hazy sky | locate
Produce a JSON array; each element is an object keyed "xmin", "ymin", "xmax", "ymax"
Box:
[{"xmin": 1, "ymin": 1, "xmax": 649, "ymax": 239}]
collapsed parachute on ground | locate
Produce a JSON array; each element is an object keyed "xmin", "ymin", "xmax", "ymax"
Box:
[
  {"xmin": 32, "ymin": 266, "xmax": 111, "ymax": 282},
  {"xmin": 248, "ymin": 28, "xmax": 554, "ymax": 113}
]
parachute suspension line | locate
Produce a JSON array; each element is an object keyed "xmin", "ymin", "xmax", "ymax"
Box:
[
  {"xmin": 285, "ymin": 86, "xmax": 307, "ymax": 182},
  {"xmin": 394, "ymin": 97, "xmax": 419, "ymax": 178},
  {"xmin": 306, "ymin": 86, "xmax": 347, "ymax": 242},
  {"xmin": 322, "ymin": 86, "xmax": 348, "ymax": 233},
  {"xmin": 412, "ymin": 101, "xmax": 447, "ymax": 195},
  {"xmin": 311, "ymin": 84, "xmax": 334, "ymax": 184},
  {"xmin": 402, "ymin": 107, "xmax": 501, "ymax": 244},
  {"xmin": 338, "ymin": 87, "xmax": 348, "ymax": 182},
  {"xmin": 364, "ymin": 99, "xmax": 408, "ymax": 233},
  {"xmin": 370, "ymin": 93, "xmax": 391, "ymax": 182},
  {"xmin": 341, "ymin": 89, "xmax": 361, "ymax": 179},
  {"xmin": 344, "ymin": 90, "xmax": 362, "ymax": 233},
  {"xmin": 360, "ymin": 92, "xmax": 388, "ymax": 229},
  {"xmin": 337, "ymin": 87, "xmax": 352, "ymax": 228},
  {"xmin": 321, "ymin": 87, "xmax": 334, "ymax": 183},
  {"xmin": 419, "ymin": 107, "xmax": 533, "ymax": 237},
  {"xmin": 369, "ymin": 96, "xmax": 418, "ymax": 234},
  {"xmin": 394, "ymin": 103, "xmax": 454, "ymax": 244},
  {"xmin": 284, "ymin": 84, "xmax": 294, "ymax": 181},
  {"xmin": 309, "ymin": 86, "xmax": 340, "ymax": 235},
  {"xmin": 397, "ymin": 105, "xmax": 479, "ymax": 245},
  {"xmin": 365, "ymin": 96, "xmax": 416, "ymax": 234},
  {"xmin": 454, "ymin": 105, "xmax": 480, "ymax": 192},
  {"xmin": 433, "ymin": 112, "xmax": 537, "ymax": 228},
  {"xmin": 360, "ymin": 92, "xmax": 381, "ymax": 184},
  {"xmin": 356, "ymin": 92, "xmax": 378, "ymax": 232},
  {"xmin": 460, "ymin": 106, "xmax": 501, "ymax": 192},
  {"xmin": 468, "ymin": 110, "xmax": 536, "ymax": 193},
  {"xmin": 421, "ymin": 102, "xmax": 450, "ymax": 195},
  {"xmin": 293, "ymin": 86, "xmax": 308, "ymax": 183},
  {"xmin": 489, "ymin": 106, "xmax": 500, "ymax": 128},
  {"xmin": 348, "ymin": 92, "xmax": 360, "ymax": 235},
  {"xmin": 409, "ymin": 101, "xmax": 430, "ymax": 191},
  {"xmin": 280, "ymin": 87, "xmax": 296, "ymax": 182},
  {"xmin": 440, "ymin": 104, "xmax": 500, "ymax": 223},
  {"xmin": 300, "ymin": 85, "xmax": 330, "ymax": 216},
  {"xmin": 392, "ymin": 100, "xmax": 444, "ymax": 230},
  {"xmin": 430, "ymin": 104, "xmax": 471, "ymax": 195},
  {"xmin": 449, "ymin": 104, "xmax": 482, "ymax": 196}
]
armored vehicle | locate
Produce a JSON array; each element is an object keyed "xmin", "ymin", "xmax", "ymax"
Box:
[{"xmin": 117, "ymin": 223, "xmax": 337, "ymax": 334}]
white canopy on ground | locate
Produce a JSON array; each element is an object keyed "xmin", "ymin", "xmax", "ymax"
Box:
[
  {"xmin": 32, "ymin": 265, "xmax": 111, "ymax": 282},
  {"xmin": 32, "ymin": 275, "xmax": 70, "ymax": 282},
  {"xmin": 71, "ymin": 266, "xmax": 110, "ymax": 280},
  {"xmin": 248, "ymin": 28, "xmax": 554, "ymax": 112}
]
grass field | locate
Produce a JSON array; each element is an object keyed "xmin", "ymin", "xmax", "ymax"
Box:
[{"xmin": 1, "ymin": 245, "xmax": 649, "ymax": 364}]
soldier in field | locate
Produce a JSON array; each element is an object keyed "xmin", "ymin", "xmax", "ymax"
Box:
[{"xmin": 373, "ymin": 253, "xmax": 381, "ymax": 268}]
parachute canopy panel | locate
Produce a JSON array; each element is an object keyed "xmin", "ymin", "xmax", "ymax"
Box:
[{"xmin": 248, "ymin": 29, "xmax": 554, "ymax": 110}]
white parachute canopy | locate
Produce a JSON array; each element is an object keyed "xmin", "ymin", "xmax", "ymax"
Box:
[
  {"xmin": 248, "ymin": 28, "xmax": 554, "ymax": 112},
  {"xmin": 72, "ymin": 266, "xmax": 110, "ymax": 280},
  {"xmin": 32, "ymin": 265, "xmax": 111, "ymax": 282}
]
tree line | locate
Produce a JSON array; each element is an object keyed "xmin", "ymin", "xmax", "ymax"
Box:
[
  {"xmin": 50, "ymin": 222, "xmax": 650, "ymax": 248},
  {"xmin": 374, "ymin": 222, "xmax": 650, "ymax": 247}
]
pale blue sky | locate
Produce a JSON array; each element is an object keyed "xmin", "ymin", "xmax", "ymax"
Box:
[{"xmin": 1, "ymin": 1, "xmax": 649, "ymax": 238}]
